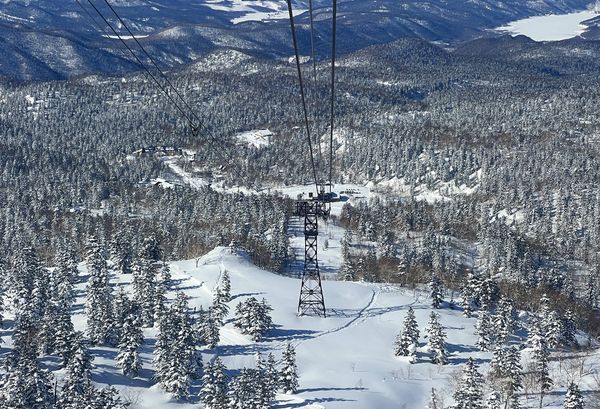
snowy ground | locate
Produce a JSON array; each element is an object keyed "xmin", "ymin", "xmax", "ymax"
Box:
[
  {"xmin": 2, "ymin": 247, "xmax": 598, "ymax": 408},
  {"xmin": 495, "ymin": 10, "xmax": 598, "ymax": 41}
]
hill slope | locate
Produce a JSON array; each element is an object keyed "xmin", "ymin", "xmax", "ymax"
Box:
[{"xmin": 3, "ymin": 247, "xmax": 597, "ymax": 408}]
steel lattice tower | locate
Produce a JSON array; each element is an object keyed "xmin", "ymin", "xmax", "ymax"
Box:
[{"xmin": 296, "ymin": 200, "xmax": 326, "ymax": 317}]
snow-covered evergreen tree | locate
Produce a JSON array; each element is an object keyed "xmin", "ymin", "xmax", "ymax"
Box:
[
  {"xmin": 201, "ymin": 357, "xmax": 229, "ymax": 409},
  {"xmin": 475, "ymin": 310, "xmax": 494, "ymax": 351},
  {"xmin": 200, "ymin": 309, "xmax": 221, "ymax": 349},
  {"xmin": 493, "ymin": 297, "xmax": 515, "ymax": 345},
  {"xmin": 228, "ymin": 368, "xmax": 260, "ymax": 409},
  {"xmin": 85, "ymin": 237, "xmax": 114, "ymax": 345},
  {"xmin": 265, "ymin": 353, "xmax": 279, "ymax": 402},
  {"xmin": 234, "ymin": 297, "xmax": 273, "ymax": 341},
  {"xmin": 394, "ymin": 306, "xmax": 419, "ymax": 359},
  {"xmin": 211, "ymin": 286, "xmax": 230, "ymax": 325},
  {"xmin": 220, "ymin": 270, "xmax": 232, "ymax": 302},
  {"xmin": 132, "ymin": 255, "xmax": 158, "ymax": 328},
  {"xmin": 280, "ymin": 342, "xmax": 299, "ymax": 394},
  {"xmin": 460, "ymin": 271, "xmax": 481, "ymax": 318},
  {"xmin": 116, "ymin": 310, "xmax": 144, "ymax": 377},
  {"xmin": 484, "ymin": 391, "xmax": 501, "ymax": 409},
  {"xmin": 0, "ymin": 349, "xmax": 55, "ymax": 409},
  {"xmin": 154, "ymin": 293, "xmax": 198, "ymax": 400},
  {"xmin": 110, "ymin": 228, "xmax": 133, "ymax": 275},
  {"xmin": 490, "ymin": 346, "xmax": 522, "ymax": 408},
  {"xmin": 255, "ymin": 353, "xmax": 277, "ymax": 408},
  {"xmin": 563, "ymin": 381, "xmax": 584, "ymax": 409},
  {"xmin": 529, "ymin": 319, "xmax": 553, "ymax": 407},
  {"xmin": 539, "ymin": 294, "xmax": 561, "ymax": 348},
  {"xmin": 430, "ymin": 272, "xmax": 443, "ymax": 309},
  {"xmin": 57, "ymin": 333, "xmax": 95, "ymax": 408},
  {"xmin": 452, "ymin": 358, "xmax": 483, "ymax": 409},
  {"xmin": 560, "ymin": 310, "xmax": 578, "ymax": 347},
  {"xmin": 340, "ymin": 257, "xmax": 356, "ymax": 281},
  {"xmin": 154, "ymin": 264, "xmax": 171, "ymax": 322},
  {"xmin": 93, "ymin": 386, "xmax": 128, "ymax": 409},
  {"xmin": 426, "ymin": 312, "xmax": 448, "ymax": 365}
]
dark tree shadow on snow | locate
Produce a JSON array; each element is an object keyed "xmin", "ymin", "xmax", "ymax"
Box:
[
  {"xmin": 274, "ymin": 397, "xmax": 356, "ymax": 408},
  {"xmin": 230, "ymin": 292, "xmax": 266, "ymax": 301},
  {"xmin": 266, "ymin": 327, "xmax": 319, "ymax": 342},
  {"xmin": 297, "ymin": 387, "xmax": 366, "ymax": 393}
]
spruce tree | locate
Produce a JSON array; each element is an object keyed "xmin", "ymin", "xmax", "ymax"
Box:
[
  {"xmin": 460, "ymin": 271, "xmax": 481, "ymax": 318},
  {"xmin": 394, "ymin": 307, "xmax": 419, "ymax": 359},
  {"xmin": 430, "ymin": 272, "xmax": 443, "ymax": 309},
  {"xmin": 85, "ymin": 237, "xmax": 114, "ymax": 345},
  {"xmin": 0, "ymin": 352, "xmax": 55, "ymax": 409},
  {"xmin": 200, "ymin": 310, "xmax": 221, "ymax": 349},
  {"xmin": 255, "ymin": 353, "xmax": 276, "ymax": 409},
  {"xmin": 54, "ymin": 307, "xmax": 76, "ymax": 367},
  {"xmin": 9, "ymin": 246, "xmax": 44, "ymax": 317},
  {"xmin": 110, "ymin": 229, "xmax": 133, "ymax": 275},
  {"xmin": 58, "ymin": 333, "xmax": 95, "ymax": 408},
  {"xmin": 228, "ymin": 368, "xmax": 260, "ymax": 409},
  {"xmin": 93, "ymin": 386, "xmax": 128, "ymax": 409},
  {"xmin": 154, "ymin": 293, "xmax": 198, "ymax": 400},
  {"xmin": 529, "ymin": 320, "xmax": 553, "ymax": 408},
  {"xmin": 539, "ymin": 294, "xmax": 560, "ymax": 348},
  {"xmin": 265, "ymin": 353, "xmax": 279, "ymax": 402},
  {"xmin": 452, "ymin": 358, "xmax": 483, "ymax": 409},
  {"xmin": 475, "ymin": 310, "xmax": 494, "ymax": 352},
  {"xmin": 212, "ymin": 286, "xmax": 230, "ymax": 325},
  {"xmin": 340, "ymin": 257, "xmax": 356, "ymax": 281},
  {"xmin": 484, "ymin": 391, "xmax": 501, "ymax": 409},
  {"xmin": 234, "ymin": 297, "xmax": 273, "ymax": 341},
  {"xmin": 280, "ymin": 342, "xmax": 299, "ymax": 394},
  {"xmin": 200, "ymin": 357, "xmax": 229, "ymax": 409},
  {"xmin": 427, "ymin": 312, "xmax": 448, "ymax": 365},
  {"xmin": 116, "ymin": 311, "xmax": 144, "ymax": 377},
  {"xmin": 494, "ymin": 297, "xmax": 515, "ymax": 345},
  {"xmin": 563, "ymin": 381, "xmax": 584, "ymax": 409},
  {"xmin": 132, "ymin": 256, "xmax": 158, "ymax": 328},
  {"xmin": 220, "ymin": 270, "xmax": 232, "ymax": 302},
  {"xmin": 560, "ymin": 310, "xmax": 578, "ymax": 347}
]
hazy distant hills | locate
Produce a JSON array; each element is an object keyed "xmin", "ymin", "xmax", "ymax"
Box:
[{"xmin": 0, "ymin": 0, "xmax": 593, "ymax": 81}]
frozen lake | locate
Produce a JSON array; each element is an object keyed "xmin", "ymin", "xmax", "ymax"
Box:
[{"xmin": 496, "ymin": 10, "xmax": 598, "ymax": 41}]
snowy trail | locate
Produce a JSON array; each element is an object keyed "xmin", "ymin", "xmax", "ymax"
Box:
[{"xmin": 317, "ymin": 287, "xmax": 378, "ymax": 339}]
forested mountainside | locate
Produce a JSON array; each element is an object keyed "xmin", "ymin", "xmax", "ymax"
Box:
[
  {"xmin": 1, "ymin": 35, "xmax": 600, "ymax": 408},
  {"xmin": 0, "ymin": 0, "xmax": 593, "ymax": 80}
]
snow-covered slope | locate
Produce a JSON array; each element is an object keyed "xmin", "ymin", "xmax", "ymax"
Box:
[{"xmin": 2, "ymin": 247, "xmax": 596, "ymax": 408}]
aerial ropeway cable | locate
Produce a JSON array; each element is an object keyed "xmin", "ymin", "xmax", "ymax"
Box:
[
  {"xmin": 285, "ymin": 0, "xmax": 338, "ymax": 198},
  {"xmin": 84, "ymin": 0, "xmax": 198, "ymax": 130},
  {"xmin": 328, "ymin": 0, "xmax": 337, "ymax": 196},
  {"xmin": 286, "ymin": 0, "xmax": 321, "ymax": 194},
  {"xmin": 80, "ymin": 0, "xmax": 246, "ymax": 181},
  {"xmin": 98, "ymin": 0, "xmax": 204, "ymax": 131}
]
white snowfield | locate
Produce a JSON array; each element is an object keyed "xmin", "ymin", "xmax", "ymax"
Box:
[
  {"xmin": 203, "ymin": 0, "xmax": 307, "ymax": 25},
  {"xmin": 93, "ymin": 247, "xmax": 484, "ymax": 408},
  {"xmin": 496, "ymin": 10, "xmax": 598, "ymax": 42}
]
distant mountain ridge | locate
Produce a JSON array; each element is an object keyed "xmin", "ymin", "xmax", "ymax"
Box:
[{"xmin": 0, "ymin": 0, "xmax": 593, "ymax": 80}]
